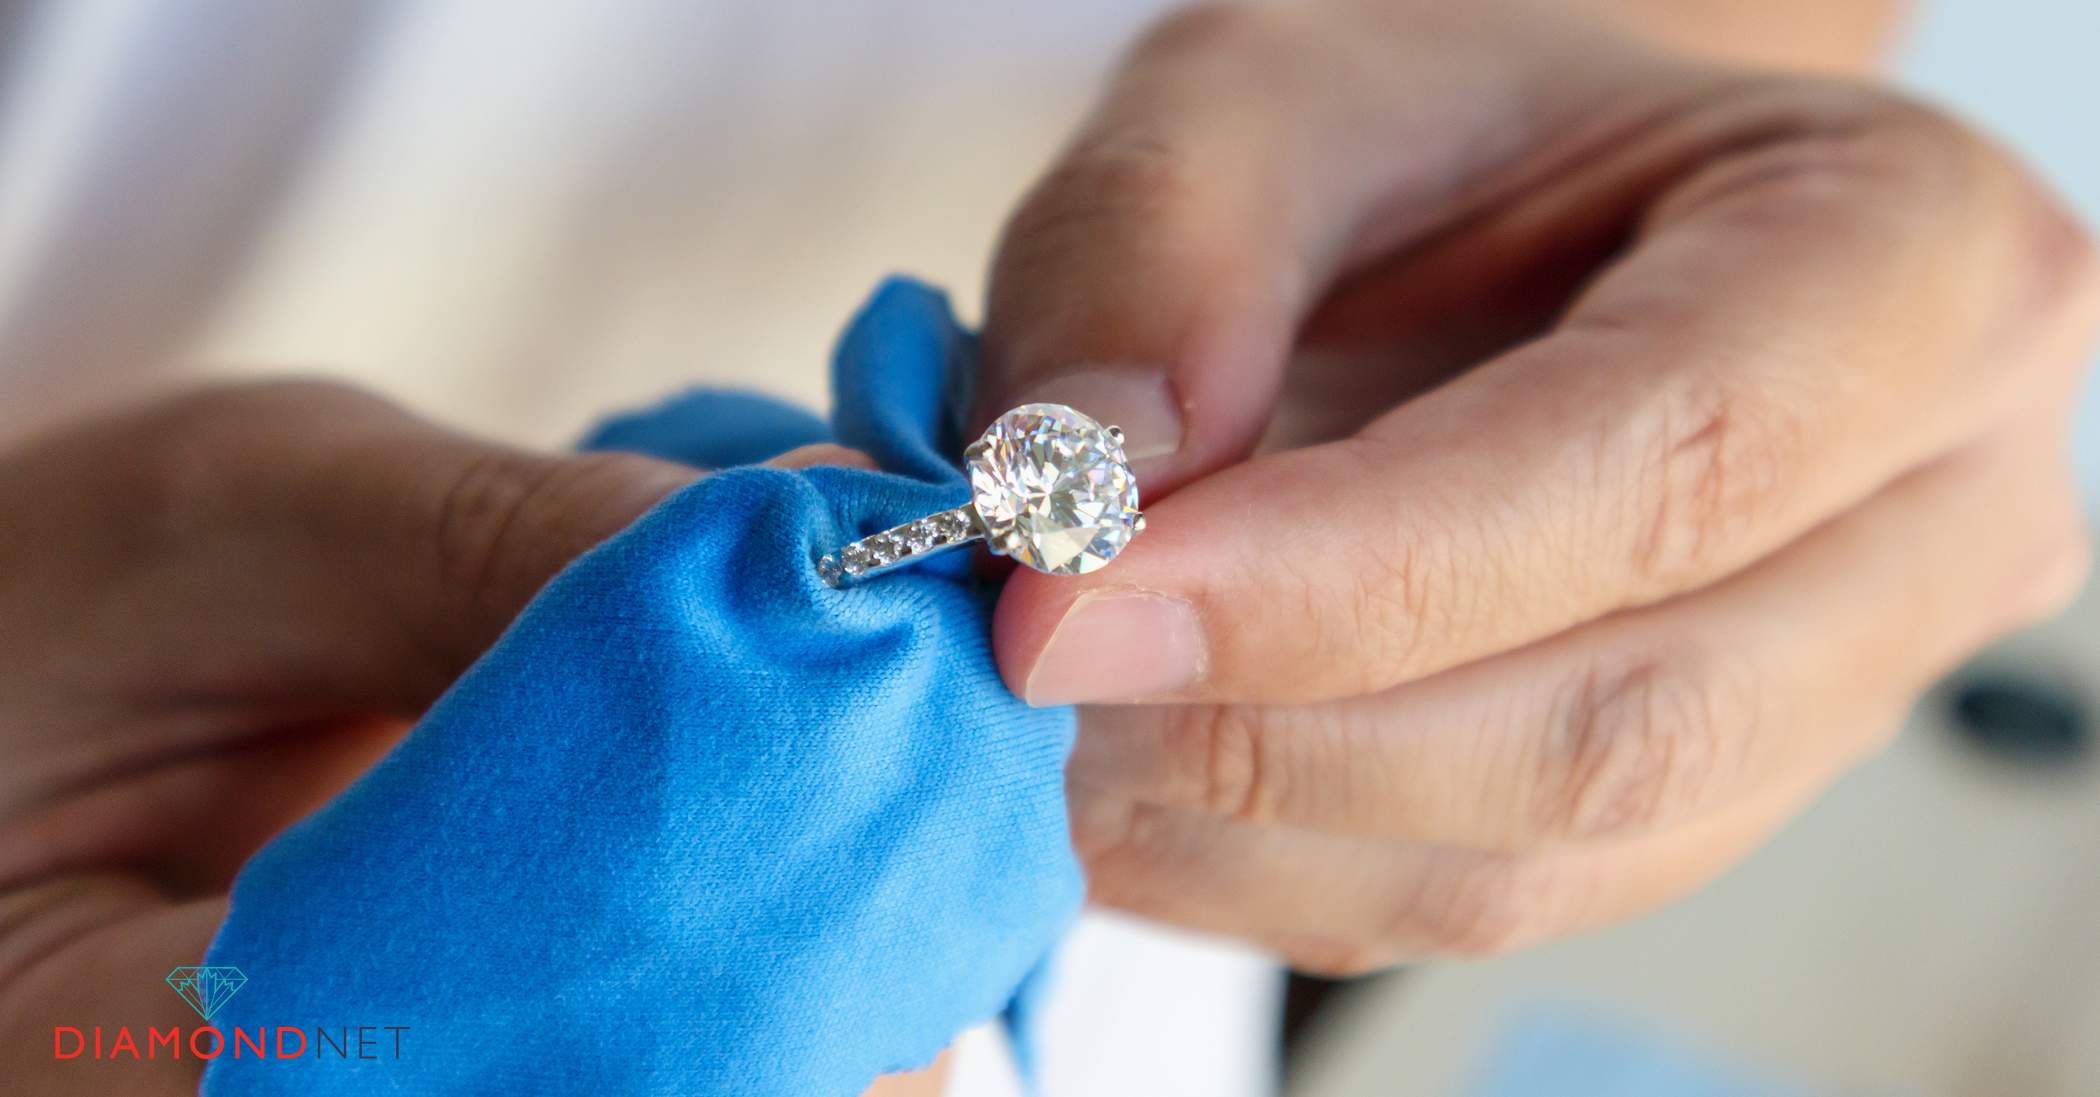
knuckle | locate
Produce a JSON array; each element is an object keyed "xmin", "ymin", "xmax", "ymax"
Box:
[
  {"xmin": 2053, "ymin": 211, "xmax": 2100, "ymax": 311},
  {"xmin": 1646, "ymin": 82, "xmax": 1940, "ymax": 229},
  {"xmin": 428, "ymin": 448, "xmax": 568, "ymax": 630},
  {"xmin": 1159, "ymin": 704, "xmax": 1277, "ymax": 823},
  {"xmin": 1624, "ymin": 375, "xmax": 1801, "ymax": 592},
  {"xmin": 2010, "ymin": 186, "xmax": 2100, "ymax": 338},
  {"xmin": 424, "ymin": 447, "xmax": 682, "ymax": 662},
  {"xmin": 1792, "ymin": 90, "xmax": 2100, "ymax": 330},
  {"xmin": 1405, "ymin": 855, "xmax": 1549, "ymax": 958},
  {"xmin": 1842, "ymin": 87, "xmax": 1987, "ymax": 169},
  {"xmin": 1871, "ymin": 100, "xmax": 2100, "ymax": 327},
  {"xmin": 1067, "ymin": 796, "xmax": 1175, "ymax": 912},
  {"xmin": 131, "ymin": 379, "xmax": 393, "ymax": 538},
  {"xmin": 1737, "ymin": 85, "xmax": 1987, "ymax": 212},
  {"xmin": 1662, "ymin": 83, "xmax": 2097, "ymax": 326},
  {"xmin": 1537, "ymin": 652, "xmax": 1744, "ymax": 842}
]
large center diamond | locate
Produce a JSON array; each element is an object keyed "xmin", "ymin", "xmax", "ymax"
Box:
[{"xmin": 968, "ymin": 403, "xmax": 1142, "ymax": 575}]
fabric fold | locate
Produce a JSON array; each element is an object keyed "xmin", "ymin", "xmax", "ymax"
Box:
[{"xmin": 201, "ymin": 277, "xmax": 1082, "ymax": 1096}]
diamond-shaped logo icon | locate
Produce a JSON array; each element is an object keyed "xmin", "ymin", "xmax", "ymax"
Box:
[{"xmin": 165, "ymin": 966, "xmax": 247, "ymax": 1022}]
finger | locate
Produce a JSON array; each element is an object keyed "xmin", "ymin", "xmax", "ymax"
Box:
[
  {"xmin": 999, "ymin": 87, "xmax": 2100, "ymax": 706},
  {"xmin": 769, "ymin": 443, "xmax": 879, "ymax": 472},
  {"xmin": 0, "ymin": 878, "xmax": 221, "ymax": 1096},
  {"xmin": 0, "ymin": 714, "xmax": 409, "ymax": 895},
  {"xmin": 1071, "ymin": 770, "xmax": 1822, "ymax": 975},
  {"xmin": 0, "ymin": 382, "xmax": 689, "ymax": 721},
  {"xmin": 0, "ymin": 383, "xmax": 877, "ymax": 796},
  {"xmin": 1069, "ymin": 413, "xmax": 2090, "ymax": 851},
  {"xmin": 975, "ymin": 3, "xmax": 1651, "ymax": 490}
]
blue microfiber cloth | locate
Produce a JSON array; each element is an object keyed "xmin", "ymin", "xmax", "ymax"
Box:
[{"xmin": 200, "ymin": 279, "xmax": 1084, "ymax": 1095}]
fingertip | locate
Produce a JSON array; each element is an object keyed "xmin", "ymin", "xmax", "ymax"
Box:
[
  {"xmin": 976, "ymin": 294, "xmax": 1292, "ymax": 499},
  {"xmin": 1006, "ymin": 366, "xmax": 1186, "ymax": 466},
  {"xmin": 992, "ymin": 514, "xmax": 1211, "ymax": 707},
  {"xmin": 990, "ymin": 567, "xmax": 1076, "ymax": 704},
  {"xmin": 766, "ymin": 443, "xmax": 878, "ymax": 471}
]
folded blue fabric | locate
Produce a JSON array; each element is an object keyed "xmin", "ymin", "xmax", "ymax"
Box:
[{"xmin": 201, "ymin": 279, "xmax": 1084, "ymax": 1095}]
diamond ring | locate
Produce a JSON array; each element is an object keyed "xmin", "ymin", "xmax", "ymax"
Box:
[{"xmin": 817, "ymin": 403, "xmax": 1146, "ymax": 587}]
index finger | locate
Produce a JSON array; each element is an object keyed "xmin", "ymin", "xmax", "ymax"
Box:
[{"xmin": 996, "ymin": 87, "xmax": 2098, "ymax": 706}]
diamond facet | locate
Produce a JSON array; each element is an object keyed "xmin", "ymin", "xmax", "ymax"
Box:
[{"xmin": 967, "ymin": 403, "xmax": 1142, "ymax": 575}]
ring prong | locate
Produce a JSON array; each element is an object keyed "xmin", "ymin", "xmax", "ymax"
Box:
[
  {"xmin": 1133, "ymin": 511, "xmax": 1147, "ymax": 533},
  {"xmin": 1106, "ymin": 425, "xmax": 1125, "ymax": 445}
]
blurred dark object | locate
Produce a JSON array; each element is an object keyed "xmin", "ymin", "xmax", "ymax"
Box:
[
  {"xmin": 1281, "ymin": 969, "xmax": 1396, "ymax": 1088},
  {"xmin": 1945, "ymin": 670, "xmax": 2091, "ymax": 769}
]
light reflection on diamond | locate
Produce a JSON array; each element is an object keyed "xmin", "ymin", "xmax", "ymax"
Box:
[{"xmin": 968, "ymin": 403, "xmax": 1141, "ymax": 575}]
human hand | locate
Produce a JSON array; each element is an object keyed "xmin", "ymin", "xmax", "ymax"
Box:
[
  {"xmin": 978, "ymin": 0, "xmax": 2100, "ymax": 972},
  {"xmin": 0, "ymin": 383, "xmax": 946, "ymax": 1095}
]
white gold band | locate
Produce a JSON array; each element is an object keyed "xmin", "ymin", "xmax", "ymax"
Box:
[
  {"xmin": 817, "ymin": 505, "xmax": 983, "ymax": 587},
  {"xmin": 816, "ymin": 402, "xmax": 1144, "ymax": 588}
]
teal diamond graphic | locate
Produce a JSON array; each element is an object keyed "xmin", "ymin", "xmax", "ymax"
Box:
[{"xmin": 165, "ymin": 966, "xmax": 247, "ymax": 1021}]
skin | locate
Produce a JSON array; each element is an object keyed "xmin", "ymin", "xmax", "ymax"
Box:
[
  {"xmin": 0, "ymin": 384, "xmax": 940, "ymax": 1092},
  {"xmin": 0, "ymin": 0, "xmax": 2092, "ymax": 1092},
  {"xmin": 978, "ymin": 0, "xmax": 2100, "ymax": 973}
]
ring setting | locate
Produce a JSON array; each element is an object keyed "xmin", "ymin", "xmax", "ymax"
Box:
[{"xmin": 819, "ymin": 402, "xmax": 1146, "ymax": 587}]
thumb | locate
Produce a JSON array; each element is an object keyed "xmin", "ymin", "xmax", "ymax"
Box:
[
  {"xmin": 977, "ymin": 120, "xmax": 1303, "ymax": 496},
  {"xmin": 215, "ymin": 384, "xmax": 867, "ymax": 705},
  {"xmin": 976, "ymin": 3, "xmax": 1660, "ymax": 494},
  {"xmin": 976, "ymin": 4, "xmax": 1500, "ymax": 492},
  {"xmin": 975, "ymin": 12, "xmax": 1342, "ymax": 493}
]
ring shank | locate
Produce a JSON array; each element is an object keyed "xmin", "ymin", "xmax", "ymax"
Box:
[{"xmin": 818, "ymin": 505, "xmax": 984, "ymax": 587}]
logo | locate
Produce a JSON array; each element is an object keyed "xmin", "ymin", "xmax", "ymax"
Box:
[
  {"xmin": 53, "ymin": 966, "xmax": 410, "ymax": 1063},
  {"xmin": 165, "ymin": 966, "xmax": 248, "ymax": 1022}
]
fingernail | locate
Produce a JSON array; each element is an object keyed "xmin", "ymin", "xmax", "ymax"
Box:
[
  {"xmin": 1014, "ymin": 368, "xmax": 1183, "ymax": 465},
  {"xmin": 1024, "ymin": 589, "xmax": 1205, "ymax": 705}
]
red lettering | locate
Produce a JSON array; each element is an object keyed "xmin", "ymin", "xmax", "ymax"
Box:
[
  {"xmin": 148, "ymin": 1027, "xmax": 181, "ymax": 1059},
  {"xmin": 234, "ymin": 1027, "xmax": 266, "ymax": 1058},
  {"xmin": 191, "ymin": 1027, "xmax": 223, "ymax": 1060},
  {"xmin": 53, "ymin": 1026, "xmax": 83, "ymax": 1059},
  {"xmin": 275, "ymin": 1027, "xmax": 306, "ymax": 1059},
  {"xmin": 110, "ymin": 1027, "xmax": 140, "ymax": 1060}
]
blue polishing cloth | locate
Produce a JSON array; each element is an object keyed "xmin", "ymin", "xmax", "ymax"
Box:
[{"xmin": 200, "ymin": 279, "xmax": 1084, "ymax": 1095}]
